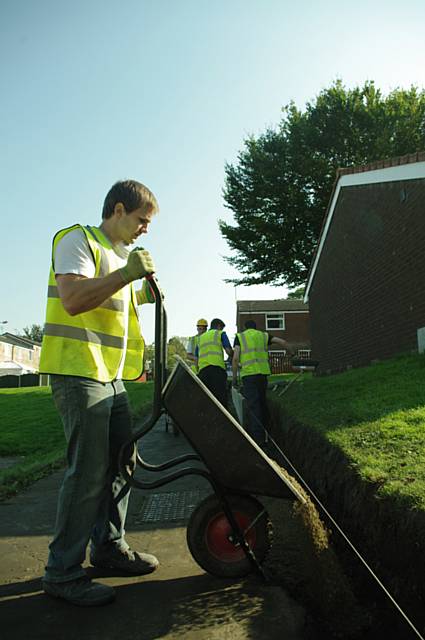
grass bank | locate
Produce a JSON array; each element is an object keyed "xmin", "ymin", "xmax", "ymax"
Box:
[
  {"xmin": 268, "ymin": 352, "xmax": 425, "ymax": 637},
  {"xmin": 272, "ymin": 353, "xmax": 425, "ymax": 507},
  {"xmin": 0, "ymin": 381, "xmax": 154, "ymax": 500}
]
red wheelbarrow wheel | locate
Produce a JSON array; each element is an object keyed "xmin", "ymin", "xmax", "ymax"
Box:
[{"xmin": 187, "ymin": 493, "xmax": 272, "ymax": 578}]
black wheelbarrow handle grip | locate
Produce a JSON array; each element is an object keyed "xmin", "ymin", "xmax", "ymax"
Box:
[{"xmin": 145, "ymin": 273, "xmax": 164, "ymax": 301}]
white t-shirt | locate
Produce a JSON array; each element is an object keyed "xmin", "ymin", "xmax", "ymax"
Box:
[{"xmin": 54, "ymin": 228, "xmax": 131, "ymax": 380}]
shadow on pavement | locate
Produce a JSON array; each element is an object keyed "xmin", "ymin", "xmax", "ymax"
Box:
[{"xmin": 0, "ymin": 572, "xmax": 303, "ymax": 640}]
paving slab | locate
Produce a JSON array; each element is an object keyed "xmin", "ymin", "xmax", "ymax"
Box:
[{"xmin": 0, "ymin": 415, "xmax": 313, "ymax": 640}]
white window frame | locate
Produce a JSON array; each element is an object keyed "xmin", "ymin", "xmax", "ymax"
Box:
[
  {"xmin": 266, "ymin": 313, "xmax": 285, "ymax": 330},
  {"xmin": 297, "ymin": 349, "xmax": 311, "ymax": 358}
]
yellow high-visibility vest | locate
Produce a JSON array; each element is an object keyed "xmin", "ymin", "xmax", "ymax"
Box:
[
  {"xmin": 39, "ymin": 224, "xmax": 144, "ymax": 382},
  {"xmin": 198, "ymin": 330, "xmax": 225, "ymax": 371},
  {"xmin": 237, "ymin": 329, "xmax": 271, "ymax": 377}
]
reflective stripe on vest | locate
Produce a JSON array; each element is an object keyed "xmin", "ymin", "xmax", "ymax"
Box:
[
  {"xmin": 237, "ymin": 329, "xmax": 271, "ymax": 377},
  {"xmin": 39, "ymin": 224, "xmax": 144, "ymax": 382},
  {"xmin": 198, "ymin": 330, "xmax": 225, "ymax": 371}
]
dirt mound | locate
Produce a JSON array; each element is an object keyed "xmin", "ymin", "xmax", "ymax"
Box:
[{"xmin": 263, "ymin": 462, "xmax": 370, "ymax": 638}]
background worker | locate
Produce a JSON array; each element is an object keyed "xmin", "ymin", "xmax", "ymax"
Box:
[
  {"xmin": 39, "ymin": 179, "xmax": 159, "ymax": 607},
  {"xmin": 196, "ymin": 318, "xmax": 233, "ymax": 408},
  {"xmin": 232, "ymin": 319, "xmax": 293, "ymax": 445},
  {"xmin": 186, "ymin": 318, "xmax": 208, "ymax": 373}
]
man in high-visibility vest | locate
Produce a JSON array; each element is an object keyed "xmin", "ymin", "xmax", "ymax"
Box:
[
  {"xmin": 232, "ymin": 319, "xmax": 292, "ymax": 445},
  {"xmin": 196, "ymin": 318, "xmax": 233, "ymax": 407},
  {"xmin": 186, "ymin": 318, "xmax": 208, "ymax": 373},
  {"xmin": 39, "ymin": 180, "xmax": 159, "ymax": 607}
]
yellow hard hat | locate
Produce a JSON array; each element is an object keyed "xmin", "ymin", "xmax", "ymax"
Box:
[{"xmin": 196, "ymin": 318, "xmax": 208, "ymax": 327}]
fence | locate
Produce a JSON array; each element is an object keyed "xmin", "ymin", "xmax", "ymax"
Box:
[
  {"xmin": 268, "ymin": 353, "xmax": 293, "ymax": 374},
  {"xmin": 268, "ymin": 350, "xmax": 311, "ymax": 374},
  {"xmin": 0, "ymin": 373, "xmax": 42, "ymax": 388}
]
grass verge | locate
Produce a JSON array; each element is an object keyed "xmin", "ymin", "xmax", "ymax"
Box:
[
  {"xmin": 268, "ymin": 352, "xmax": 425, "ymax": 636},
  {"xmin": 0, "ymin": 381, "xmax": 154, "ymax": 500},
  {"xmin": 271, "ymin": 352, "xmax": 425, "ymax": 508}
]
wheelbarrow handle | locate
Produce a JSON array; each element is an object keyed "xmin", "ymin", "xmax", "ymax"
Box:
[
  {"xmin": 146, "ymin": 273, "xmax": 164, "ymax": 301},
  {"xmin": 145, "ymin": 274, "xmax": 167, "ymax": 414}
]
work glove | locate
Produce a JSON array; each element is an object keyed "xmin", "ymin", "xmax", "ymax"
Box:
[{"xmin": 119, "ymin": 248, "xmax": 155, "ymax": 284}]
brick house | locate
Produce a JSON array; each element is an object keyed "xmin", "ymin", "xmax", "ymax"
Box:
[
  {"xmin": 236, "ymin": 299, "xmax": 311, "ymax": 367},
  {"xmin": 304, "ymin": 151, "xmax": 425, "ymax": 374}
]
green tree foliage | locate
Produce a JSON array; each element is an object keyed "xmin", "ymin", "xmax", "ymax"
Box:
[
  {"xmin": 286, "ymin": 286, "xmax": 305, "ymax": 300},
  {"xmin": 22, "ymin": 324, "xmax": 43, "ymax": 343},
  {"xmin": 144, "ymin": 343, "xmax": 155, "ymax": 373},
  {"xmin": 167, "ymin": 336, "xmax": 189, "ymax": 372},
  {"xmin": 219, "ymin": 81, "xmax": 425, "ymax": 287},
  {"xmin": 144, "ymin": 338, "xmax": 189, "ymax": 378}
]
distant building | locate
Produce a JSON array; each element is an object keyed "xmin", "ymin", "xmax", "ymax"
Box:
[
  {"xmin": 304, "ymin": 151, "xmax": 425, "ymax": 374},
  {"xmin": 0, "ymin": 332, "xmax": 41, "ymax": 376},
  {"xmin": 236, "ymin": 299, "xmax": 311, "ymax": 358}
]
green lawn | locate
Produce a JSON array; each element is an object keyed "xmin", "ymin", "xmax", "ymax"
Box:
[
  {"xmin": 4, "ymin": 356, "xmax": 425, "ymax": 508},
  {"xmin": 271, "ymin": 352, "xmax": 425, "ymax": 508},
  {"xmin": 269, "ymin": 372, "xmax": 299, "ymax": 383},
  {"xmin": 0, "ymin": 381, "xmax": 154, "ymax": 500}
]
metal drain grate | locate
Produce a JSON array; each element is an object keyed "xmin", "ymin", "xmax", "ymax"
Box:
[{"xmin": 137, "ymin": 490, "xmax": 209, "ymax": 523}]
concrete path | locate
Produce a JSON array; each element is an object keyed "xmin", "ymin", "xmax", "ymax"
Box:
[{"xmin": 0, "ymin": 415, "xmax": 312, "ymax": 640}]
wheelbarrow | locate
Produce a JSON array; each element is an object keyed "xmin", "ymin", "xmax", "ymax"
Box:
[{"xmin": 119, "ymin": 275, "xmax": 306, "ymax": 579}]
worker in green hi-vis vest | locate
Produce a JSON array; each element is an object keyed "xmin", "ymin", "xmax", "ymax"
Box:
[
  {"xmin": 196, "ymin": 318, "xmax": 233, "ymax": 408},
  {"xmin": 186, "ymin": 318, "xmax": 208, "ymax": 373},
  {"xmin": 232, "ymin": 319, "xmax": 293, "ymax": 445}
]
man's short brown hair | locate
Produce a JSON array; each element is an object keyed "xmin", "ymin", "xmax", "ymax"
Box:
[{"xmin": 102, "ymin": 180, "xmax": 159, "ymax": 219}]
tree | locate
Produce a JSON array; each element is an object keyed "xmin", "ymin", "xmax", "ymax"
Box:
[
  {"xmin": 147, "ymin": 338, "xmax": 190, "ymax": 377},
  {"xmin": 286, "ymin": 286, "xmax": 305, "ymax": 300},
  {"xmin": 144, "ymin": 342, "xmax": 155, "ymax": 374},
  {"xmin": 219, "ymin": 81, "xmax": 425, "ymax": 287},
  {"xmin": 166, "ymin": 336, "xmax": 189, "ymax": 372},
  {"xmin": 22, "ymin": 324, "xmax": 43, "ymax": 343}
]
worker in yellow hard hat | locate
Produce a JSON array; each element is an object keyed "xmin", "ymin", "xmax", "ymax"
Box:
[{"xmin": 187, "ymin": 318, "xmax": 208, "ymax": 373}]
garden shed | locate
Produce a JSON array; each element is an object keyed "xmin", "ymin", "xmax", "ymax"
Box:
[{"xmin": 304, "ymin": 151, "xmax": 425, "ymax": 374}]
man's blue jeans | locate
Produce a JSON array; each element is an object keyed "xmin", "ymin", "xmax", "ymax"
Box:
[{"xmin": 44, "ymin": 375, "xmax": 136, "ymax": 583}]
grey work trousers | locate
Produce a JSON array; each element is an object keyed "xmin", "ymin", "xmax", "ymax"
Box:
[
  {"xmin": 44, "ymin": 375, "xmax": 135, "ymax": 583},
  {"xmin": 241, "ymin": 374, "xmax": 269, "ymax": 445}
]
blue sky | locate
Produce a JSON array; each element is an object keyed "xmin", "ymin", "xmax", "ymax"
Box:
[{"xmin": 1, "ymin": 0, "xmax": 425, "ymax": 344}]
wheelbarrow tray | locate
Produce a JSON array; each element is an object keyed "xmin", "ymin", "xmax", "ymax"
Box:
[{"xmin": 162, "ymin": 358, "xmax": 304, "ymax": 502}]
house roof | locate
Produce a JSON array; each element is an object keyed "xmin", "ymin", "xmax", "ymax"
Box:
[
  {"xmin": 0, "ymin": 360, "xmax": 38, "ymax": 375},
  {"xmin": 237, "ymin": 299, "xmax": 309, "ymax": 313},
  {"xmin": 0, "ymin": 332, "xmax": 41, "ymax": 348},
  {"xmin": 304, "ymin": 151, "xmax": 425, "ymax": 302}
]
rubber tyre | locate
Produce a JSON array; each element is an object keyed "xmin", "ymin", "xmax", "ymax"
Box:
[{"xmin": 187, "ymin": 493, "xmax": 272, "ymax": 578}]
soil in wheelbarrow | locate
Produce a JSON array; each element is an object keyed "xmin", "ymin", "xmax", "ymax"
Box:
[{"xmin": 261, "ymin": 462, "xmax": 371, "ymax": 639}]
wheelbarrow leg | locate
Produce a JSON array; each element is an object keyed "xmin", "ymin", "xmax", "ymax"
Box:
[
  {"xmin": 165, "ymin": 413, "xmax": 179, "ymax": 436},
  {"xmin": 218, "ymin": 494, "xmax": 268, "ymax": 581}
]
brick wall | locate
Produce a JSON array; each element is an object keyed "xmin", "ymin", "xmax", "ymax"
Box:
[
  {"xmin": 236, "ymin": 311, "xmax": 311, "ymax": 351},
  {"xmin": 309, "ymin": 177, "xmax": 425, "ymax": 373}
]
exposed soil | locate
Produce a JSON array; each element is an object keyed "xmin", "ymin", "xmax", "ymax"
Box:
[{"xmin": 262, "ymin": 470, "xmax": 370, "ymax": 639}]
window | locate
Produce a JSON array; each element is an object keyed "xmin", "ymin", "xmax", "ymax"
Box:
[
  {"xmin": 297, "ymin": 349, "xmax": 311, "ymax": 358},
  {"xmin": 1, "ymin": 343, "xmax": 12, "ymax": 358},
  {"xmin": 266, "ymin": 313, "xmax": 284, "ymax": 330}
]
